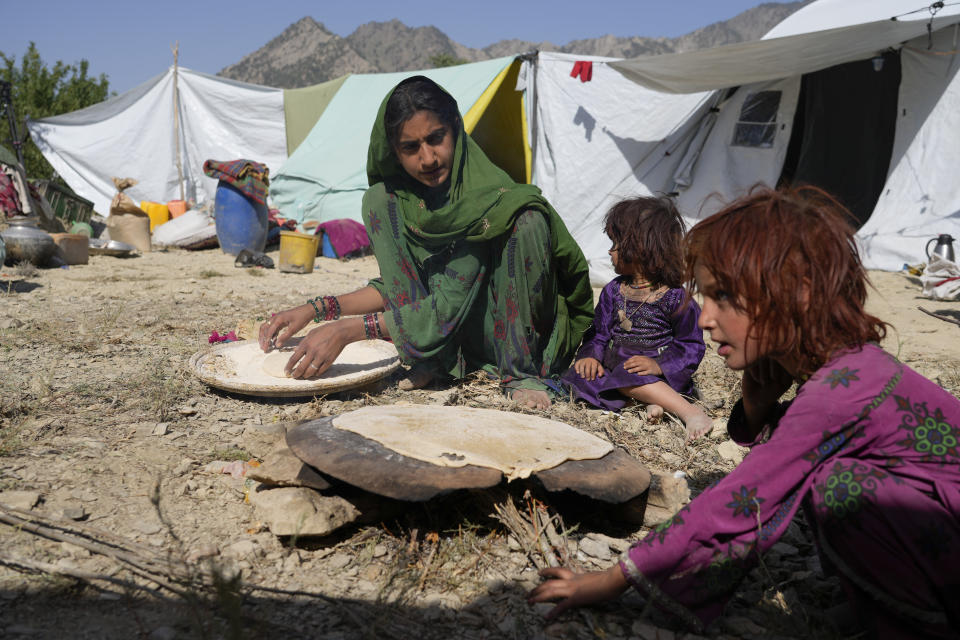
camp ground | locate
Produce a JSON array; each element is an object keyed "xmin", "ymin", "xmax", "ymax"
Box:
[
  {"xmin": 4, "ymin": 0, "xmax": 960, "ymax": 637},
  {"xmin": 25, "ymin": 0, "xmax": 960, "ymax": 286}
]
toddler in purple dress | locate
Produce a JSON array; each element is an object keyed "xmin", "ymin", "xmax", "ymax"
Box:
[
  {"xmin": 530, "ymin": 186, "xmax": 960, "ymax": 638},
  {"xmin": 561, "ymin": 196, "xmax": 712, "ymax": 440}
]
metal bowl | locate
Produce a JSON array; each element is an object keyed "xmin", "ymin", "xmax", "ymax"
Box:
[{"xmin": 88, "ymin": 238, "xmax": 137, "ymax": 257}]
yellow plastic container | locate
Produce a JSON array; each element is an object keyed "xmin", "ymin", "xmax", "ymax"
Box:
[
  {"xmin": 140, "ymin": 201, "xmax": 170, "ymax": 231},
  {"xmin": 278, "ymin": 230, "xmax": 320, "ymax": 274}
]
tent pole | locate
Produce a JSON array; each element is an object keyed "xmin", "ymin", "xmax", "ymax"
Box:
[{"xmin": 171, "ymin": 42, "xmax": 185, "ymax": 202}]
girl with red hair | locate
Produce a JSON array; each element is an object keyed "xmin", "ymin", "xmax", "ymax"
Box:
[{"xmin": 530, "ymin": 186, "xmax": 960, "ymax": 638}]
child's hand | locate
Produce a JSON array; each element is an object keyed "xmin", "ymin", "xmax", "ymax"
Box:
[
  {"xmin": 575, "ymin": 357, "xmax": 605, "ymax": 381},
  {"xmin": 527, "ymin": 565, "xmax": 628, "ymax": 620},
  {"xmin": 623, "ymin": 355, "xmax": 662, "ymax": 376}
]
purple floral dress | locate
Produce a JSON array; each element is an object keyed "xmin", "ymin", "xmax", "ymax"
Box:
[
  {"xmin": 561, "ymin": 277, "xmax": 705, "ymax": 410},
  {"xmin": 619, "ymin": 344, "xmax": 960, "ymax": 637}
]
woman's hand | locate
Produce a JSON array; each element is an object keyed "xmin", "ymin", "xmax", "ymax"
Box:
[
  {"xmin": 283, "ymin": 319, "xmax": 356, "ymax": 379},
  {"xmin": 575, "ymin": 357, "xmax": 605, "ymax": 381},
  {"xmin": 259, "ymin": 304, "xmax": 314, "ymax": 352},
  {"xmin": 527, "ymin": 565, "xmax": 628, "ymax": 621},
  {"xmin": 623, "ymin": 355, "xmax": 662, "ymax": 376}
]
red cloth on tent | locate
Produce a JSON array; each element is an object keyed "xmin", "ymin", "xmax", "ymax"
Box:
[{"xmin": 570, "ymin": 61, "xmax": 593, "ymax": 82}]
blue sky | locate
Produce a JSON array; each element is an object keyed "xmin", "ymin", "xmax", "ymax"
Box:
[{"xmin": 1, "ymin": 0, "xmax": 779, "ymax": 94}]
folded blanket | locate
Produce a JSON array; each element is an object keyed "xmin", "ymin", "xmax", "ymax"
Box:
[{"xmin": 203, "ymin": 159, "xmax": 270, "ymax": 205}]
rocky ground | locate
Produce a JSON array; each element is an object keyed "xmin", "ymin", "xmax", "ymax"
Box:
[{"xmin": 1, "ymin": 245, "xmax": 959, "ymax": 640}]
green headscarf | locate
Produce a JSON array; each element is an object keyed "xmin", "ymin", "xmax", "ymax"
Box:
[{"xmin": 365, "ymin": 76, "xmax": 594, "ymax": 365}]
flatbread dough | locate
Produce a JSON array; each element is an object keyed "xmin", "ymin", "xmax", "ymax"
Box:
[
  {"xmin": 332, "ymin": 405, "xmax": 613, "ymax": 480},
  {"xmin": 262, "ymin": 351, "xmax": 295, "ymax": 378}
]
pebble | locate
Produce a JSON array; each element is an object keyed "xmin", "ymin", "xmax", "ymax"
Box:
[
  {"xmin": 717, "ymin": 440, "xmax": 747, "ymax": 463},
  {"xmin": 327, "ymin": 552, "xmax": 352, "ymax": 570},
  {"xmin": 0, "ymin": 490, "xmax": 41, "ymax": 510},
  {"xmin": 578, "ymin": 534, "xmax": 612, "ymax": 560}
]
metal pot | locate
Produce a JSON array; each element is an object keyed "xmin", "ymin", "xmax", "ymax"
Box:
[{"xmin": 1, "ymin": 216, "xmax": 57, "ymax": 266}]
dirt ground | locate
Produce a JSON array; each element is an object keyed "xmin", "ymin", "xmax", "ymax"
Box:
[{"xmin": 1, "ymin": 243, "xmax": 959, "ymax": 640}]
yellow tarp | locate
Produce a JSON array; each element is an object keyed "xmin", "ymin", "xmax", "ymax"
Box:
[{"xmin": 464, "ymin": 59, "xmax": 531, "ymax": 184}]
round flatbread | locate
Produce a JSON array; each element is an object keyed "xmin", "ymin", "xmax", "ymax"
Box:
[{"xmin": 332, "ymin": 405, "xmax": 613, "ymax": 480}]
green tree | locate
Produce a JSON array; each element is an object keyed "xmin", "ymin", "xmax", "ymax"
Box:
[
  {"xmin": 429, "ymin": 53, "xmax": 468, "ymax": 68},
  {"xmin": 0, "ymin": 42, "xmax": 110, "ymax": 182}
]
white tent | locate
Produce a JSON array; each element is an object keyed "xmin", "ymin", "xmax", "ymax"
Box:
[
  {"xmin": 527, "ymin": 0, "xmax": 960, "ymax": 283},
  {"xmin": 27, "ymin": 68, "xmax": 288, "ymax": 216}
]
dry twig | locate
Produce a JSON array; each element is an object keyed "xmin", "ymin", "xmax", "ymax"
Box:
[{"xmin": 918, "ymin": 306, "xmax": 960, "ymax": 327}]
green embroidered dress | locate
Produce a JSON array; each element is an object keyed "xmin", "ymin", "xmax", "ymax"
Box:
[{"xmin": 362, "ymin": 79, "xmax": 593, "ymax": 394}]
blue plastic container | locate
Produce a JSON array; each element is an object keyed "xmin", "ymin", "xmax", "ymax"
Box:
[
  {"xmin": 214, "ymin": 181, "xmax": 268, "ymax": 255},
  {"xmin": 320, "ymin": 232, "xmax": 337, "ymax": 258}
]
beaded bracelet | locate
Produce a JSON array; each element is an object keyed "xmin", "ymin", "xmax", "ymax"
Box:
[
  {"xmin": 308, "ymin": 298, "xmax": 323, "ymax": 323},
  {"xmin": 362, "ymin": 313, "xmax": 383, "ymax": 340},
  {"xmin": 322, "ymin": 295, "xmax": 341, "ymax": 321}
]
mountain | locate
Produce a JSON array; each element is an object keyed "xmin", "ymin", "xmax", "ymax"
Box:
[{"xmin": 218, "ymin": 1, "xmax": 812, "ymax": 88}]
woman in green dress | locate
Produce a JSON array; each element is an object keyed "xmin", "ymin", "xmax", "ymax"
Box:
[{"xmin": 259, "ymin": 76, "xmax": 593, "ymax": 409}]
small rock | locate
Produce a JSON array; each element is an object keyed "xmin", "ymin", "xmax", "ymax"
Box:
[
  {"xmin": 0, "ymin": 316, "xmax": 24, "ymax": 329},
  {"xmin": 578, "ymin": 534, "xmax": 612, "ymax": 561},
  {"xmin": 327, "ymin": 552, "xmax": 352, "ymax": 570},
  {"xmin": 643, "ymin": 473, "xmax": 691, "ymax": 526},
  {"xmin": 57, "ymin": 503, "xmax": 87, "ymax": 521},
  {"xmin": 133, "ymin": 422, "xmax": 158, "ymax": 437},
  {"xmin": 372, "ymin": 543, "xmax": 388, "ymax": 558},
  {"xmin": 0, "ymin": 490, "xmax": 41, "ymax": 510},
  {"xmin": 225, "ymin": 425, "xmax": 245, "ymax": 436},
  {"xmin": 354, "ymin": 579, "xmax": 377, "ymax": 595},
  {"xmin": 427, "ymin": 389, "xmax": 457, "ymax": 404},
  {"xmin": 532, "ymin": 602, "xmax": 554, "ymax": 618},
  {"xmin": 251, "ymin": 486, "xmax": 360, "ymax": 536},
  {"xmin": 507, "ymin": 535, "xmax": 522, "ymax": 551},
  {"xmin": 717, "ymin": 440, "xmax": 747, "ymax": 464},
  {"xmin": 282, "ymin": 551, "xmax": 301, "ymax": 572},
  {"xmin": 151, "ymin": 423, "xmax": 170, "ymax": 436},
  {"xmin": 177, "ymin": 406, "xmax": 197, "ymax": 416},
  {"xmin": 172, "ymin": 459, "xmax": 197, "ymax": 476},
  {"xmin": 223, "ymin": 539, "xmax": 258, "ymax": 560},
  {"xmin": 246, "ymin": 441, "xmax": 331, "ymax": 490}
]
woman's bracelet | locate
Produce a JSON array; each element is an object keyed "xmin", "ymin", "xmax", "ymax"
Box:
[
  {"xmin": 308, "ymin": 295, "xmax": 342, "ymax": 323},
  {"xmin": 308, "ymin": 298, "xmax": 323, "ymax": 323},
  {"xmin": 362, "ymin": 313, "xmax": 384, "ymax": 340}
]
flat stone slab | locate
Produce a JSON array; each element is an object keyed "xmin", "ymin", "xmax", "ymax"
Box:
[
  {"xmin": 286, "ymin": 417, "xmax": 502, "ymax": 501},
  {"xmin": 246, "ymin": 440, "xmax": 331, "ymax": 490},
  {"xmin": 534, "ymin": 448, "xmax": 651, "ymax": 503}
]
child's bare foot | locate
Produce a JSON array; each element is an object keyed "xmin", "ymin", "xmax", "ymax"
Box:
[
  {"xmin": 511, "ymin": 388, "xmax": 551, "ymax": 410},
  {"xmin": 645, "ymin": 404, "xmax": 664, "ymax": 423},
  {"xmin": 684, "ymin": 413, "xmax": 713, "ymax": 441},
  {"xmin": 397, "ymin": 364, "xmax": 434, "ymax": 391}
]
